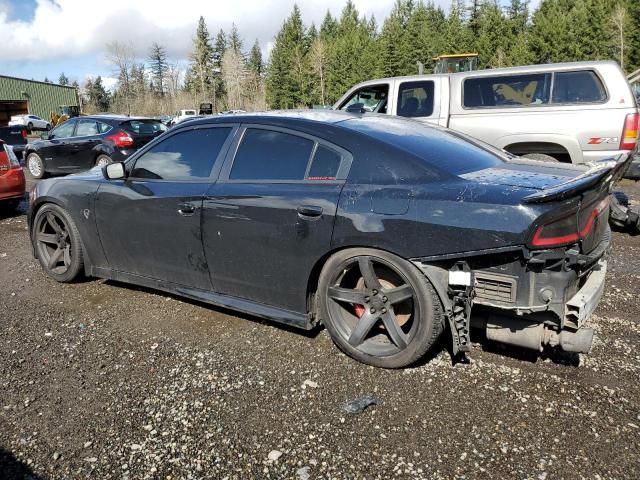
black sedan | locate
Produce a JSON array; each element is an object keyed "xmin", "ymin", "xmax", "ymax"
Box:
[
  {"xmin": 24, "ymin": 115, "xmax": 167, "ymax": 179},
  {"xmin": 28, "ymin": 111, "xmax": 620, "ymax": 368}
]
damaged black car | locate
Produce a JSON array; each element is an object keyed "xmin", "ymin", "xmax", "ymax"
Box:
[{"xmin": 27, "ymin": 111, "xmax": 624, "ymax": 368}]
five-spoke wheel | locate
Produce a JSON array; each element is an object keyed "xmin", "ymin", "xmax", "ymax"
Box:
[
  {"xmin": 33, "ymin": 204, "xmax": 84, "ymax": 282},
  {"xmin": 318, "ymin": 248, "xmax": 443, "ymax": 368}
]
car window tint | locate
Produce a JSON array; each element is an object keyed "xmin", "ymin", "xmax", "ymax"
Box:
[
  {"xmin": 122, "ymin": 120, "xmax": 167, "ymax": 135},
  {"xmin": 463, "ymin": 73, "xmax": 551, "ymax": 108},
  {"xmin": 76, "ymin": 120, "xmax": 98, "ymax": 136},
  {"xmin": 340, "ymin": 84, "xmax": 389, "ymax": 113},
  {"xmin": 552, "ymin": 70, "xmax": 607, "ymax": 104},
  {"xmin": 229, "ymin": 129, "xmax": 314, "ymax": 181},
  {"xmin": 51, "ymin": 121, "xmax": 75, "ymax": 139},
  {"xmin": 97, "ymin": 122, "xmax": 112, "ymax": 134},
  {"xmin": 397, "ymin": 81, "xmax": 434, "ymax": 117},
  {"xmin": 131, "ymin": 127, "xmax": 231, "ymax": 180},
  {"xmin": 307, "ymin": 145, "xmax": 341, "ymax": 180}
]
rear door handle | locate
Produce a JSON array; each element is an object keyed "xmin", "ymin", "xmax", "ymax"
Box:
[
  {"xmin": 297, "ymin": 205, "xmax": 323, "ymax": 218},
  {"xmin": 178, "ymin": 203, "xmax": 196, "ymax": 216}
]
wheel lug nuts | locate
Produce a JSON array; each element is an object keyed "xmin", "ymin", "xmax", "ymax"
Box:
[
  {"xmin": 364, "ymin": 296, "xmax": 370, "ymax": 303},
  {"xmin": 382, "ymin": 308, "xmax": 387, "ymax": 313},
  {"xmin": 370, "ymin": 308, "xmax": 376, "ymax": 314},
  {"xmin": 382, "ymin": 296, "xmax": 388, "ymax": 302},
  {"xmin": 372, "ymin": 289, "xmax": 378, "ymax": 295}
]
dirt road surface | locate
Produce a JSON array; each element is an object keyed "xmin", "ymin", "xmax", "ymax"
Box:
[{"xmin": 1, "ymin": 177, "xmax": 639, "ymax": 479}]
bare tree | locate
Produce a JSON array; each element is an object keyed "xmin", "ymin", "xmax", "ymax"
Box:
[
  {"xmin": 222, "ymin": 49, "xmax": 247, "ymax": 110},
  {"xmin": 105, "ymin": 41, "xmax": 135, "ymax": 115},
  {"xmin": 610, "ymin": 3, "xmax": 627, "ymax": 71},
  {"xmin": 309, "ymin": 37, "xmax": 329, "ymax": 105}
]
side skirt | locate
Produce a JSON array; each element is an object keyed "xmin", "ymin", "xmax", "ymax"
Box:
[{"xmin": 89, "ymin": 267, "xmax": 313, "ymax": 330}]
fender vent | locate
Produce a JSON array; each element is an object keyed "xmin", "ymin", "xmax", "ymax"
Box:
[{"xmin": 474, "ymin": 272, "xmax": 517, "ymax": 304}]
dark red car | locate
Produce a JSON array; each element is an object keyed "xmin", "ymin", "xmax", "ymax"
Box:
[{"xmin": 0, "ymin": 140, "xmax": 26, "ymax": 212}]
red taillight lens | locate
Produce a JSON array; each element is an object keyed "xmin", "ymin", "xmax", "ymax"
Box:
[
  {"xmin": 21, "ymin": 128, "xmax": 28, "ymax": 140},
  {"xmin": 105, "ymin": 130, "xmax": 134, "ymax": 148},
  {"xmin": 620, "ymin": 113, "xmax": 639, "ymax": 150},
  {"xmin": 530, "ymin": 197, "xmax": 609, "ymax": 248}
]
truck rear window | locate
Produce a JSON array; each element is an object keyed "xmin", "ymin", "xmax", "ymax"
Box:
[
  {"xmin": 121, "ymin": 120, "xmax": 167, "ymax": 136},
  {"xmin": 551, "ymin": 71, "xmax": 607, "ymax": 104}
]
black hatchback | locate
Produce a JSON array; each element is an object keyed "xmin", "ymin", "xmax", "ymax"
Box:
[{"xmin": 23, "ymin": 115, "xmax": 167, "ymax": 179}]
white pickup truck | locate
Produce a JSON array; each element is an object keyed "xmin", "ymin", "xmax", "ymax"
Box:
[{"xmin": 335, "ymin": 61, "xmax": 639, "ymax": 165}]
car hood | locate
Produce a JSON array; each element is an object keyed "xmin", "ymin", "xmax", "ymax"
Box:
[{"xmin": 458, "ymin": 158, "xmax": 588, "ymax": 191}]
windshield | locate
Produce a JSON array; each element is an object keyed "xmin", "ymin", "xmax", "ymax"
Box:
[{"xmin": 342, "ymin": 115, "xmax": 506, "ymax": 176}]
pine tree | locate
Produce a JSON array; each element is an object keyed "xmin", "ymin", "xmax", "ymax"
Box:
[
  {"xmin": 58, "ymin": 72, "xmax": 69, "ymax": 86},
  {"xmin": 475, "ymin": 1, "xmax": 514, "ymax": 68},
  {"xmin": 445, "ymin": 0, "xmax": 474, "ymax": 55},
  {"xmin": 229, "ymin": 23, "xmax": 244, "ymax": 56},
  {"xmin": 44, "ymin": 77, "xmax": 51, "ymax": 83},
  {"xmin": 320, "ymin": 10, "xmax": 338, "ymax": 39},
  {"xmin": 148, "ymin": 42, "xmax": 168, "ymax": 96},
  {"xmin": 188, "ymin": 16, "xmax": 215, "ymax": 102},
  {"xmin": 627, "ymin": 0, "xmax": 640, "ymax": 70},
  {"xmin": 248, "ymin": 40, "xmax": 264, "ymax": 76},
  {"xmin": 404, "ymin": 2, "xmax": 447, "ymax": 74}
]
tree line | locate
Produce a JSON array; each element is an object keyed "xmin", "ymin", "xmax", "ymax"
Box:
[{"xmin": 44, "ymin": 0, "xmax": 640, "ymax": 115}]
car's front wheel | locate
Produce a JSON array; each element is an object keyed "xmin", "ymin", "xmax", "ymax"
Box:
[
  {"xmin": 26, "ymin": 153, "xmax": 46, "ymax": 179},
  {"xmin": 318, "ymin": 248, "xmax": 444, "ymax": 368},
  {"xmin": 32, "ymin": 204, "xmax": 84, "ymax": 282}
]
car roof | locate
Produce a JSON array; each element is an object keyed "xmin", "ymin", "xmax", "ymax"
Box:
[{"xmin": 79, "ymin": 115, "xmax": 157, "ymax": 122}]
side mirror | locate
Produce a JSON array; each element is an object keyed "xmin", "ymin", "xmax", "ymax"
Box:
[
  {"xmin": 345, "ymin": 103, "xmax": 365, "ymax": 114},
  {"xmin": 103, "ymin": 162, "xmax": 126, "ymax": 180},
  {"xmin": 40, "ymin": 132, "xmax": 50, "ymax": 140}
]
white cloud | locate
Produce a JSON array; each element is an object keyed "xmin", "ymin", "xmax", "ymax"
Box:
[{"xmin": 0, "ymin": 0, "xmax": 398, "ymax": 63}]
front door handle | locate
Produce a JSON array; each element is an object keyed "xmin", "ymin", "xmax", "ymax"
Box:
[
  {"xmin": 297, "ymin": 205, "xmax": 323, "ymax": 218},
  {"xmin": 178, "ymin": 203, "xmax": 196, "ymax": 216}
]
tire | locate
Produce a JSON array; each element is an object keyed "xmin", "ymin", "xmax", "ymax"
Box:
[
  {"xmin": 27, "ymin": 122, "xmax": 33, "ymax": 131},
  {"xmin": 26, "ymin": 152, "xmax": 46, "ymax": 179},
  {"xmin": 32, "ymin": 203, "xmax": 84, "ymax": 283},
  {"xmin": 95, "ymin": 155, "xmax": 112, "ymax": 168},
  {"xmin": 46, "ymin": 123, "xmax": 51, "ymax": 131},
  {"xmin": 317, "ymin": 248, "xmax": 444, "ymax": 368},
  {"xmin": 522, "ymin": 153, "xmax": 559, "ymax": 162}
]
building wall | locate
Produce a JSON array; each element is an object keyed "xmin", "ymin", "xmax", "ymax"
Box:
[{"xmin": 0, "ymin": 75, "xmax": 78, "ymax": 120}]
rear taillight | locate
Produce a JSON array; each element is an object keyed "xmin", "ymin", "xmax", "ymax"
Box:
[
  {"xmin": 21, "ymin": 128, "xmax": 27, "ymax": 140},
  {"xmin": 105, "ymin": 130, "xmax": 134, "ymax": 148},
  {"xmin": 530, "ymin": 197, "xmax": 609, "ymax": 248},
  {"xmin": 0, "ymin": 144, "xmax": 21, "ymax": 171},
  {"xmin": 620, "ymin": 113, "xmax": 639, "ymax": 150}
]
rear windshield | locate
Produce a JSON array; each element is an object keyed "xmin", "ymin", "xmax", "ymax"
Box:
[
  {"xmin": 343, "ymin": 116, "xmax": 505, "ymax": 176},
  {"xmin": 121, "ymin": 119, "xmax": 167, "ymax": 136}
]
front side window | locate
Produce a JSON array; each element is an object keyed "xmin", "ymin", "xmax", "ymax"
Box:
[
  {"xmin": 464, "ymin": 73, "xmax": 551, "ymax": 108},
  {"xmin": 76, "ymin": 120, "xmax": 99, "ymax": 136},
  {"xmin": 50, "ymin": 121, "xmax": 75, "ymax": 139},
  {"xmin": 230, "ymin": 129, "xmax": 314, "ymax": 181},
  {"xmin": 552, "ymin": 71, "xmax": 607, "ymax": 104},
  {"xmin": 340, "ymin": 85, "xmax": 389, "ymax": 113},
  {"xmin": 131, "ymin": 127, "xmax": 231, "ymax": 180},
  {"xmin": 397, "ymin": 81, "xmax": 435, "ymax": 117}
]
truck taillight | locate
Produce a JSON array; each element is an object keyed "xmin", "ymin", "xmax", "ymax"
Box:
[
  {"xmin": 620, "ymin": 113, "xmax": 639, "ymax": 150},
  {"xmin": 105, "ymin": 130, "xmax": 134, "ymax": 148},
  {"xmin": 21, "ymin": 128, "xmax": 28, "ymax": 140},
  {"xmin": 530, "ymin": 197, "xmax": 609, "ymax": 248}
]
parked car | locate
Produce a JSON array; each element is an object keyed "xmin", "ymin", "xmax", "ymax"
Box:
[
  {"xmin": 28, "ymin": 111, "xmax": 622, "ymax": 368},
  {"xmin": 9, "ymin": 114, "xmax": 51, "ymax": 131},
  {"xmin": 171, "ymin": 109, "xmax": 197, "ymax": 126},
  {"xmin": 0, "ymin": 125, "xmax": 28, "ymax": 160},
  {"xmin": 23, "ymin": 115, "xmax": 167, "ymax": 179},
  {"xmin": 335, "ymin": 61, "xmax": 638, "ymax": 165},
  {"xmin": 0, "ymin": 141, "xmax": 26, "ymax": 212}
]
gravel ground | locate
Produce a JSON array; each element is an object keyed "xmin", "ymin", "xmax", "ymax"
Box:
[{"xmin": 1, "ymin": 177, "xmax": 639, "ymax": 479}]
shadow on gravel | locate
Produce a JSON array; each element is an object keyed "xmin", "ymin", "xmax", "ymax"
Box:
[
  {"xmin": 103, "ymin": 279, "xmax": 325, "ymax": 339},
  {"xmin": 0, "ymin": 448, "xmax": 43, "ymax": 480}
]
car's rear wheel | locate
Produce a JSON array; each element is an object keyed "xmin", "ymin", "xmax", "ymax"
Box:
[
  {"xmin": 27, "ymin": 122, "xmax": 33, "ymax": 131},
  {"xmin": 26, "ymin": 153, "xmax": 46, "ymax": 179},
  {"xmin": 95, "ymin": 155, "xmax": 112, "ymax": 168},
  {"xmin": 318, "ymin": 248, "xmax": 444, "ymax": 368},
  {"xmin": 46, "ymin": 123, "xmax": 51, "ymax": 131},
  {"xmin": 33, "ymin": 204, "xmax": 84, "ymax": 283}
]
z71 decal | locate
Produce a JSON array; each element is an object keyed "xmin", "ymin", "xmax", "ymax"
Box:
[{"xmin": 588, "ymin": 137, "xmax": 618, "ymax": 145}]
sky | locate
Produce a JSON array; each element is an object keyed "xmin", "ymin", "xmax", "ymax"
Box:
[{"xmin": 0, "ymin": 0, "xmax": 540, "ymax": 90}]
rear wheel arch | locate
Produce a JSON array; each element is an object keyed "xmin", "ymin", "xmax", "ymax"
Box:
[{"xmin": 503, "ymin": 142, "xmax": 572, "ymax": 163}]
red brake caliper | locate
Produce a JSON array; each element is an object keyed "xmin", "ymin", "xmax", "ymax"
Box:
[{"xmin": 354, "ymin": 304, "xmax": 365, "ymax": 318}]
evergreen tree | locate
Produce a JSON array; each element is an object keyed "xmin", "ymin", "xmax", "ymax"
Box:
[
  {"xmin": 248, "ymin": 40, "xmax": 264, "ymax": 76},
  {"xmin": 58, "ymin": 72, "xmax": 69, "ymax": 86},
  {"xmin": 86, "ymin": 76, "xmax": 110, "ymax": 112},
  {"xmin": 44, "ymin": 77, "xmax": 52, "ymax": 83},
  {"xmin": 627, "ymin": 0, "xmax": 640, "ymax": 70},
  {"xmin": 320, "ymin": 10, "xmax": 338, "ymax": 39},
  {"xmin": 444, "ymin": 0, "xmax": 474, "ymax": 55},
  {"xmin": 148, "ymin": 42, "xmax": 168, "ymax": 96},
  {"xmin": 188, "ymin": 16, "xmax": 215, "ymax": 102},
  {"xmin": 475, "ymin": 1, "xmax": 514, "ymax": 68},
  {"xmin": 228, "ymin": 23, "xmax": 244, "ymax": 56},
  {"xmin": 404, "ymin": 2, "xmax": 447, "ymax": 73}
]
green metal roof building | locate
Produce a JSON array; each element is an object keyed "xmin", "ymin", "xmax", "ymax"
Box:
[{"xmin": 0, "ymin": 75, "xmax": 78, "ymax": 126}]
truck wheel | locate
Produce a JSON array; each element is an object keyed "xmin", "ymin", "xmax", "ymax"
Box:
[
  {"xmin": 522, "ymin": 153, "xmax": 559, "ymax": 162},
  {"xmin": 317, "ymin": 248, "xmax": 444, "ymax": 368},
  {"xmin": 27, "ymin": 153, "xmax": 46, "ymax": 179},
  {"xmin": 32, "ymin": 204, "xmax": 84, "ymax": 283}
]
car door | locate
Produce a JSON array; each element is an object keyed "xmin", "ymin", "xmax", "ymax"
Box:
[
  {"xmin": 39, "ymin": 120, "xmax": 77, "ymax": 171},
  {"xmin": 202, "ymin": 125, "xmax": 352, "ymax": 313},
  {"xmin": 72, "ymin": 119, "xmax": 103, "ymax": 170},
  {"xmin": 94, "ymin": 125, "xmax": 237, "ymax": 290}
]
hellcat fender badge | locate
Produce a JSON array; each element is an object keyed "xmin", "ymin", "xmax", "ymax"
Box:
[{"xmin": 82, "ymin": 209, "xmax": 90, "ymax": 219}]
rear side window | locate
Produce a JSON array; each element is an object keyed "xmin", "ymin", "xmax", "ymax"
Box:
[
  {"xmin": 122, "ymin": 120, "xmax": 167, "ymax": 135},
  {"xmin": 552, "ymin": 70, "xmax": 607, "ymax": 104},
  {"xmin": 97, "ymin": 122, "xmax": 112, "ymax": 134},
  {"xmin": 76, "ymin": 120, "xmax": 98, "ymax": 136},
  {"xmin": 397, "ymin": 81, "xmax": 434, "ymax": 117},
  {"xmin": 464, "ymin": 73, "xmax": 551, "ymax": 108},
  {"xmin": 307, "ymin": 145, "xmax": 341, "ymax": 180},
  {"xmin": 230, "ymin": 129, "xmax": 314, "ymax": 181},
  {"xmin": 131, "ymin": 127, "xmax": 231, "ymax": 180}
]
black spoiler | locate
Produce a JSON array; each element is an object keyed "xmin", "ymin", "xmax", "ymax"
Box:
[{"xmin": 522, "ymin": 154, "xmax": 631, "ymax": 204}]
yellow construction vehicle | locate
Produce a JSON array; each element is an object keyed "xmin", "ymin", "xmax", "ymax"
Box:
[
  {"xmin": 49, "ymin": 105, "xmax": 82, "ymax": 127},
  {"xmin": 433, "ymin": 53, "xmax": 479, "ymax": 74}
]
